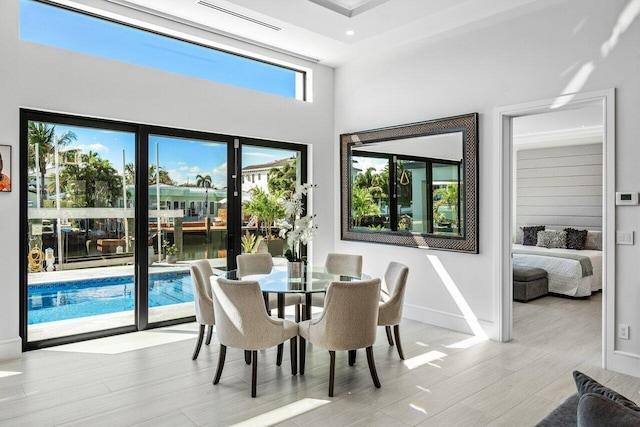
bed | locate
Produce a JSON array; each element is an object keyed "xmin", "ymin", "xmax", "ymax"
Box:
[{"xmin": 512, "ymin": 244, "xmax": 602, "ymax": 297}]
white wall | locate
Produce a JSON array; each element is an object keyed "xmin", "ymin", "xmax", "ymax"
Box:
[
  {"xmin": 334, "ymin": 0, "xmax": 640, "ymax": 375},
  {"xmin": 0, "ymin": 0, "xmax": 335, "ymax": 359}
]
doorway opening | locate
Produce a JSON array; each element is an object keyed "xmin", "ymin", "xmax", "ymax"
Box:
[{"xmin": 496, "ymin": 89, "xmax": 615, "ymax": 370}]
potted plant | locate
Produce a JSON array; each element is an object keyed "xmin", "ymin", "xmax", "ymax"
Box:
[
  {"xmin": 243, "ymin": 187, "xmax": 286, "ymax": 256},
  {"xmin": 276, "ymin": 183, "xmax": 317, "ymax": 277},
  {"xmin": 163, "ymin": 240, "xmax": 178, "ymax": 264}
]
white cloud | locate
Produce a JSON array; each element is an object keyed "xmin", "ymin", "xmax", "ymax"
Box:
[
  {"xmin": 73, "ymin": 143, "xmax": 109, "ymax": 153},
  {"xmin": 214, "ymin": 162, "xmax": 227, "ymax": 175}
]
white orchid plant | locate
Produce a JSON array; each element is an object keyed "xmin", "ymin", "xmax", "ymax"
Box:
[{"xmin": 276, "ymin": 183, "xmax": 317, "ymax": 262}]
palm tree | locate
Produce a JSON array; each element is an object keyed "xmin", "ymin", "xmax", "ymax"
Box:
[
  {"xmin": 124, "ymin": 163, "xmax": 136, "ymax": 185},
  {"xmin": 59, "ymin": 151, "xmax": 123, "ymax": 207},
  {"xmin": 28, "ymin": 122, "xmax": 77, "ymax": 201},
  {"xmin": 351, "ymin": 185, "xmax": 380, "ymax": 227},
  {"xmin": 148, "ymin": 165, "xmax": 174, "ymax": 185},
  {"xmin": 243, "ymin": 187, "xmax": 285, "ymax": 239},
  {"xmin": 196, "ymin": 173, "xmax": 212, "ymax": 217},
  {"xmin": 268, "ymin": 158, "xmax": 297, "ymax": 196},
  {"xmin": 195, "ymin": 174, "xmax": 212, "ymax": 189},
  {"xmin": 433, "ymin": 183, "xmax": 459, "ymax": 226},
  {"xmin": 355, "ymin": 166, "xmax": 387, "ymax": 207}
]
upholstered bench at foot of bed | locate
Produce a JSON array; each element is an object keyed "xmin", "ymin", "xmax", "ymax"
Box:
[{"xmin": 513, "ymin": 266, "xmax": 548, "ymax": 302}]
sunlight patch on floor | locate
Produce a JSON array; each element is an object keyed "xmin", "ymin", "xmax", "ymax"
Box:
[
  {"xmin": 0, "ymin": 371, "xmax": 22, "ymax": 378},
  {"xmin": 231, "ymin": 398, "xmax": 331, "ymax": 426},
  {"xmin": 409, "ymin": 403, "xmax": 428, "ymax": 414},
  {"xmin": 44, "ymin": 324, "xmax": 199, "ymax": 354},
  {"xmin": 444, "ymin": 335, "xmax": 488, "ymax": 349},
  {"xmin": 403, "ymin": 350, "xmax": 448, "ymax": 370}
]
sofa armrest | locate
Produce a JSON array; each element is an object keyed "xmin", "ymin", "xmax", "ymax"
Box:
[{"xmin": 535, "ymin": 393, "xmax": 579, "ymax": 426}]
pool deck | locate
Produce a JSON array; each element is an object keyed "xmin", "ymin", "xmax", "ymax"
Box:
[{"xmin": 28, "ymin": 259, "xmax": 227, "ymax": 285}]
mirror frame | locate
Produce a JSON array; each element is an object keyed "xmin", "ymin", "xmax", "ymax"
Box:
[{"xmin": 340, "ymin": 113, "xmax": 479, "ymax": 253}]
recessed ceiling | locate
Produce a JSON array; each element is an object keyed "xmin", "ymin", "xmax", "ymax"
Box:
[{"xmin": 104, "ymin": 0, "xmax": 554, "ymax": 66}]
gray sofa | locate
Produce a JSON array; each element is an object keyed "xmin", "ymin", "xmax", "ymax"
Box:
[{"xmin": 535, "ymin": 371, "xmax": 640, "ymax": 426}]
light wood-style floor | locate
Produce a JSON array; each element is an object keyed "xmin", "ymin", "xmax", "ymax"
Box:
[{"xmin": 1, "ymin": 292, "xmax": 639, "ymax": 426}]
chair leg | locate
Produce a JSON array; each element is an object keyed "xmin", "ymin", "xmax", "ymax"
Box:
[
  {"xmin": 393, "ymin": 325, "xmax": 405, "ymax": 360},
  {"xmin": 213, "ymin": 344, "xmax": 226, "ymax": 385},
  {"xmin": 251, "ymin": 350, "xmax": 258, "ymax": 398},
  {"xmin": 192, "ymin": 324, "xmax": 205, "ymax": 360},
  {"xmin": 385, "ymin": 326, "xmax": 394, "ymax": 346},
  {"xmin": 205, "ymin": 325, "xmax": 213, "ymax": 345},
  {"xmin": 328, "ymin": 350, "xmax": 336, "ymax": 397},
  {"xmin": 290, "ymin": 336, "xmax": 297, "ymax": 375},
  {"xmin": 348, "ymin": 349, "xmax": 357, "ymax": 366},
  {"xmin": 300, "ymin": 337, "xmax": 306, "ymax": 375},
  {"xmin": 277, "ymin": 344, "xmax": 283, "ymax": 366},
  {"xmin": 276, "ymin": 294, "xmax": 284, "ymax": 366},
  {"xmin": 245, "ymin": 350, "xmax": 252, "ymax": 365},
  {"xmin": 295, "ymin": 304, "xmax": 301, "ymax": 323},
  {"xmin": 366, "ymin": 346, "xmax": 381, "ymax": 389}
]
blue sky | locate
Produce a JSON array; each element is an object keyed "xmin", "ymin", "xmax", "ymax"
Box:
[
  {"xmin": 21, "ymin": 0, "xmax": 299, "ymax": 187},
  {"xmin": 50, "ymin": 123, "xmax": 295, "ymax": 188},
  {"xmin": 19, "ymin": 0, "xmax": 297, "ymax": 98}
]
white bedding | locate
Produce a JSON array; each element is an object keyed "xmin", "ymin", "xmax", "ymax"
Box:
[{"xmin": 512, "ymin": 244, "xmax": 602, "ymax": 297}]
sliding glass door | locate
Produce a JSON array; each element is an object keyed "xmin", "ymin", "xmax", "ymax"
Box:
[
  {"xmin": 24, "ymin": 114, "xmax": 137, "ymax": 343},
  {"xmin": 21, "ymin": 111, "xmax": 306, "ymax": 348},
  {"xmin": 240, "ymin": 142, "xmax": 305, "ymax": 258},
  {"xmin": 146, "ymin": 133, "xmax": 230, "ymax": 324}
]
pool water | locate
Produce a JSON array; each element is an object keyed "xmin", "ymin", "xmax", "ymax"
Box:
[{"xmin": 28, "ymin": 271, "xmax": 193, "ymax": 324}]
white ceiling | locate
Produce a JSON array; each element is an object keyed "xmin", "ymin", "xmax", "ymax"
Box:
[
  {"xmin": 105, "ymin": 0, "xmax": 555, "ymax": 66},
  {"xmin": 98, "ymin": 0, "xmax": 600, "ymax": 140}
]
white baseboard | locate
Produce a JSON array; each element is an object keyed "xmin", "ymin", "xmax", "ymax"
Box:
[
  {"xmin": 609, "ymin": 351, "xmax": 640, "ymax": 378},
  {"xmin": 0, "ymin": 337, "xmax": 22, "ymax": 362},
  {"xmin": 404, "ymin": 303, "xmax": 498, "ymax": 341}
]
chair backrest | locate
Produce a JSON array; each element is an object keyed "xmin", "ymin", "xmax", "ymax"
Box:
[
  {"xmin": 190, "ymin": 259, "xmax": 215, "ymax": 325},
  {"xmin": 312, "ymin": 278, "xmax": 381, "ymax": 351},
  {"xmin": 211, "ymin": 277, "xmax": 284, "ymax": 350},
  {"xmin": 325, "ymin": 253, "xmax": 363, "ymax": 277},
  {"xmin": 236, "ymin": 253, "xmax": 273, "ymax": 278},
  {"xmin": 379, "ymin": 262, "xmax": 409, "ymax": 325}
]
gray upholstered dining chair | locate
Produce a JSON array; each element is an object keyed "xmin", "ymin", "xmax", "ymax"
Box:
[
  {"xmin": 325, "ymin": 253, "xmax": 363, "ymax": 277},
  {"xmin": 236, "ymin": 253, "xmax": 302, "ymax": 317},
  {"xmin": 298, "ymin": 278, "xmax": 382, "ymax": 397},
  {"xmin": 308, "ymin": 253, "xmax": 364, "ymax": 308},
  {"xmin": 189, "ymin": 259, "xmax": 215, "ymax": 360},
  {"xmin": 211, "ymin": 277, "xmax": 299, "ymax": 397},
  {"xmin": 378, "ymin": 262, "xmax": 409, "ymax": 360}
]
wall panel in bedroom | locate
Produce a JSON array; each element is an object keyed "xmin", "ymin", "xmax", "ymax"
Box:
[{"xmin": 516, "ymin": 143, "xmax": 603, "ymax": 231}]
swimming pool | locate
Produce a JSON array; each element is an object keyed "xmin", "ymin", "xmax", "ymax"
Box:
[{"xmin": 28, "ymin": 271, "xmax": 193, "ymax": 324}]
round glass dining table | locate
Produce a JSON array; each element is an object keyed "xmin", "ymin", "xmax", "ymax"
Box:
[{"xmin": 216, "ymin": 264, "xmax": 372, "ymax": 321}]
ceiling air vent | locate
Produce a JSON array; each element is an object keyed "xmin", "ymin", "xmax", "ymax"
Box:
[{"xmin": 195, "ymin": 1, "xmax": 282, "ymax": 31}]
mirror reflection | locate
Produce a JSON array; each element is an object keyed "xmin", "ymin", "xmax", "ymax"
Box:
[
  {"xmin": 351, "ymin": 132, "xmax": 464, "ymax": 236},
  {"xmin": 340, "ymin": 113, "xmax": 478, "ymax": 253}
]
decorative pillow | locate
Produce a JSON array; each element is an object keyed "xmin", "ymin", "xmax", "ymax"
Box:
[
  {"xmin": 578, "ymin": 393, "xmax": 640, "ymax": 427},
  {"xmin": 584, "ymin": 231, "xmax": 603, "ymax": 250},
  {"xmin": 573, "ymin": 371, "xmax": 640, "ymax": 412},
  {"xmin": 565, "ymin": 228, "xmax": 588, "ymax": 250},
  {"xmin": 536, "ymin": 230, "xmax": 566, "ymax": 249},
  {"xmin": 514, "ymin": 229, "xmax": 524, "ymax": 244},
  {"xmin": 522, "ymin": 225, "xmax": 545, "ymax": 246}
]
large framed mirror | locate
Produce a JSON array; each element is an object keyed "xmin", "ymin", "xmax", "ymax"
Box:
[{"xmin": 340, "ymin": 113, "xmax": 478, "ymax": 253}]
